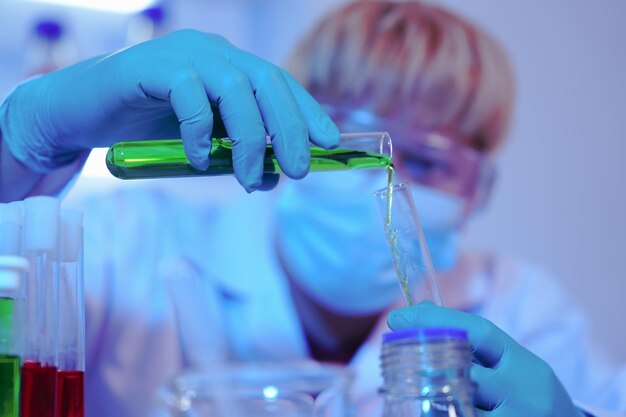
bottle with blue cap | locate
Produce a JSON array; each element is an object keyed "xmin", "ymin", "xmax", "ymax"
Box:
[
  {"xmin": 126, "ymin": 3, "xmax": 169, "ymax": 46},
  {"xmin": 22, "ymin": 17, "xmax": 77, "ymax": 77},
  {"xmin": 379, "ymin": 328, "xmax": 476, "ymax": 417}
]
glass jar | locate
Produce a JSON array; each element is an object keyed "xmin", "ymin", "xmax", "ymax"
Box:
[{"xmin": 380, "ymin": 328, "xmax": 476, "ymax": 417}]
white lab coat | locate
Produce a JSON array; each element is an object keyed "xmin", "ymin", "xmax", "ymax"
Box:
[{"xmin": 60, "ymin": 177, "xmax": 625, "ymax": 417}]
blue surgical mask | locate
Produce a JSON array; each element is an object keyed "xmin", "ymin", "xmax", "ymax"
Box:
[
  {"xmin": 274, "ymin": 170, "xmax": 398, "ymax": 314},
  {"xmin": 410, "ymin": 185, "xmax": 465, "ymax": 271}
]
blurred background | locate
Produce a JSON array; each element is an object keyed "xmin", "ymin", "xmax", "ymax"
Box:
[{"xmin": 0, "ymin": 0, "xmax": 624, "ymax": 361}]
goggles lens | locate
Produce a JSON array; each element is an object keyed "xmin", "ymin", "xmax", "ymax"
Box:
[
  {"xmin": 394, "ymin": 132, "xmax": 494, "ymax": 203},
  {"xmin": 324, "ymin": 105, "xmax": 495, "ymax": 205}
]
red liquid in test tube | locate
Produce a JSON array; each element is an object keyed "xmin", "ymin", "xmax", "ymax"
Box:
[
  {"xmin": 21, "ymin": 198, "xmax": 61, "ymax": 417},
  {"xmin": 56, "ymin": 210, "xmax": 85, "ymax": 417},
  {"xmin": 20, "ymin": 361, "xmax": 58, "ymax": 417},
  {"xmin": 57, "ymin": 370, "xmax": 85, "ymax": 417}
]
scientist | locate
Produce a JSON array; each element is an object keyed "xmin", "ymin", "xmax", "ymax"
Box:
[
  {"xmin": 283, "ymin": 2, "xmax": 626, "ymax": 417},
  {"xmin": 1, "ymin": 2, "xmax": 624, "ymax": 417}
]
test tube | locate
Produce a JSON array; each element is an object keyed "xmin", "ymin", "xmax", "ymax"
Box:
[
  {"xmin": 0, "ymin": 204, "xmax": 25, "ymax": 417},
  {"xmin": 0, "ymin": 204, "xmax": 22, "ymax": 256},
  {"xmin": 105, "ymin": 132, "xmax": 392, "ymax": 180},
  {"xmin": 373, "ymin": 183, "xmax": 444, "ymax": 307},
  {"xmin": 20, "ymin": 196, "xmax": 60, "ymax": 417},
  {"xmin": 56, "ymin": 209, "xmax": 85, "ymax": 417},
  {"xmin": 159, "ymin": 256, "xmax": 226, "ymax": 369},
  {"xmin": 0, "ymin": 255, "xmax": 28, "ymax": 417}
]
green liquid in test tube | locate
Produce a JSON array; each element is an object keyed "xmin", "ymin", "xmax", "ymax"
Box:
[
  {"xmin": 0, "ymin": 354, "xmax": 20, "ymax": 417},
  {"xmin": 0, "ymin": 297, "xmax": 19, "ymax": 417},
  {"xmin": 106, "ymin": 133, "xmax": 392, "ymax": 180}
]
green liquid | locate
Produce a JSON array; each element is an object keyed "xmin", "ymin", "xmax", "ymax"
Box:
[
  {"xmin": 0, "ymin": 298, "xmax": 19, "ymax": 417},
  {"xmin": 0, "ymin": 297, "xmax": 13, "ymax": 352},
  {"xmin": 384, "ymin": 224, "xmax": 414, "ymax": 305},
  {"xmin": 106, "ymin": 139, "xmax": 392, "ymax": 180},
  {"xmin": 0, "ymin": 355, "xmax": 20, "ymax": 417},
  {"xmin": 382, "ymin": 168, "xmax": 414, "ymax": 305}
]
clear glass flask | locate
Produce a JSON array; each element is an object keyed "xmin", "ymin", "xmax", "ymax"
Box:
[
  {"xmin": 156, "ymin": 361, "xmax": 352, "ymax": 417},
  {"xmin": 105, "ymin": 132, "xmax": 392, "ymax": 180},
  {"xmin": 379, "ymin": 328, "xmax": 476, "ymax": 417},
  {"xmin": 373, "ymin": 183, "xmax": 444, "ymax": 307}
]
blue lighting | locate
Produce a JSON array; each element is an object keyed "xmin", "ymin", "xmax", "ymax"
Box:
[{"xmin": 25, "ymin": 0, "xmax": 157, "ymax": 14}]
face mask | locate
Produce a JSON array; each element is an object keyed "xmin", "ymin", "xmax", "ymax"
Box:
[
  {"xmin": 410, "ymin": 185, "xmax": 465, "ymax": 271},
  {"xmin": 274, "ymin": 172, "xmax": 465, "ymax": 314},
  {"xmin": 274, "ymin": 170, "xmax": 399, "ymax": 314}
]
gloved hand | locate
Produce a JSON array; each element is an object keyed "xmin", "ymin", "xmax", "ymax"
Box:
[
  {"xmin": 0, "ymin": 30, "xmax": 339, "ymax": 192},
  {"xmin": 388, "ymin": 302, "xmax": 585, "ymax": 417}
]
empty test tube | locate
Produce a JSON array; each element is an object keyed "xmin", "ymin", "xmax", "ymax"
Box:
[
  {"xmin": 159, "ymin": 256, "xmax": 226, "ymax": 368},
  {"xmin": 106, "ymin": 132, "xmax": 393, "ymax": 180},
  {"xmin": 0, "ymin": 204, "xmax": 22, "ymax": 257}
]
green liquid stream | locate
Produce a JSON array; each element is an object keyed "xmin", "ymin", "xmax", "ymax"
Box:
[{"xmin": 382, "ymin": 168, "xmax": 413, "ymax": 305}]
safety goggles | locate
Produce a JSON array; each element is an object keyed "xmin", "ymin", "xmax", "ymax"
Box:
[
  {"xmin": 393, "ymin": 130, "xmax": 495, "ymax": 206},
  {"xmin": 324, "ymin": 105, "xmax": 496, "ymax": 206}
]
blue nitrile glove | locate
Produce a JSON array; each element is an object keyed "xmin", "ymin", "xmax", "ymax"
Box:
[
  {"xmin": 388, "ymin": 302, "xmax": 585, "ymax": 417},
  {"xmin": 0, "ymin": 30, "xmax": 339, "ymax": 192}
]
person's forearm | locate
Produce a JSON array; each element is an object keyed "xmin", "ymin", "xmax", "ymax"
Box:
[
  {"xmin": 0, "ymin": 133, "xmax": 88, "ymax": 202},
  {"xmin": 0, "ymin": 136, "xmax": 44, "ymax": 202}
]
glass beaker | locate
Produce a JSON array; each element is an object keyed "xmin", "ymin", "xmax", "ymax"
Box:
[
  {"xmin": 155, "ymin": 361, "xmax": 353, "ymax": 417},
  {"xmin": 373, "ymin": 183, "xmax": 444, "ymax": 307}
]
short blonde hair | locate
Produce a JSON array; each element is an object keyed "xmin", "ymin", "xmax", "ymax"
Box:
[{"xmin": 287, "ymin": 0, "xmax": 515, "ymax": 153}]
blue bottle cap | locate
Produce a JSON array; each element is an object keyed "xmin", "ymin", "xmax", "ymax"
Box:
[
  {"xmin": 141, "ymin": 6, "xmax": 166, "ymax": 25},
  {"xmin": 383, "ymin": 327, "xmax": 468, "ymax": 344},
  {"xmin": 35, "ymin": 19, "xmax": 63, "ymax": 41}
]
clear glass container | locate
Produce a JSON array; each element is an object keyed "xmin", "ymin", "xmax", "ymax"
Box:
[
  {"xmin": 155, "ymin": 361, "xmax": 353, "ymax": 417},
  {"xmin": 373, "ymin": 183, "xmax": 444, "ymax": 307},
  {"xmin": 380, "ymin": 328, "xmax": 476, "ymax": 417},
  {"xmin": 106, "ymin": 132, "xmax": 392, "ymax": 180}
]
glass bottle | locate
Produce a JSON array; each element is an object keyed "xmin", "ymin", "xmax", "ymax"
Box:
[
  {"xmin": 22, "ymin": 18, "xmax": 77, "ymax": 77},
  {"xmin": 380, "ymin": 328, "xmax": 476, "ymax": 417},
  {"xmin": 126, "ymin": 4, "xmax": 169, "ymax": 46}
]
